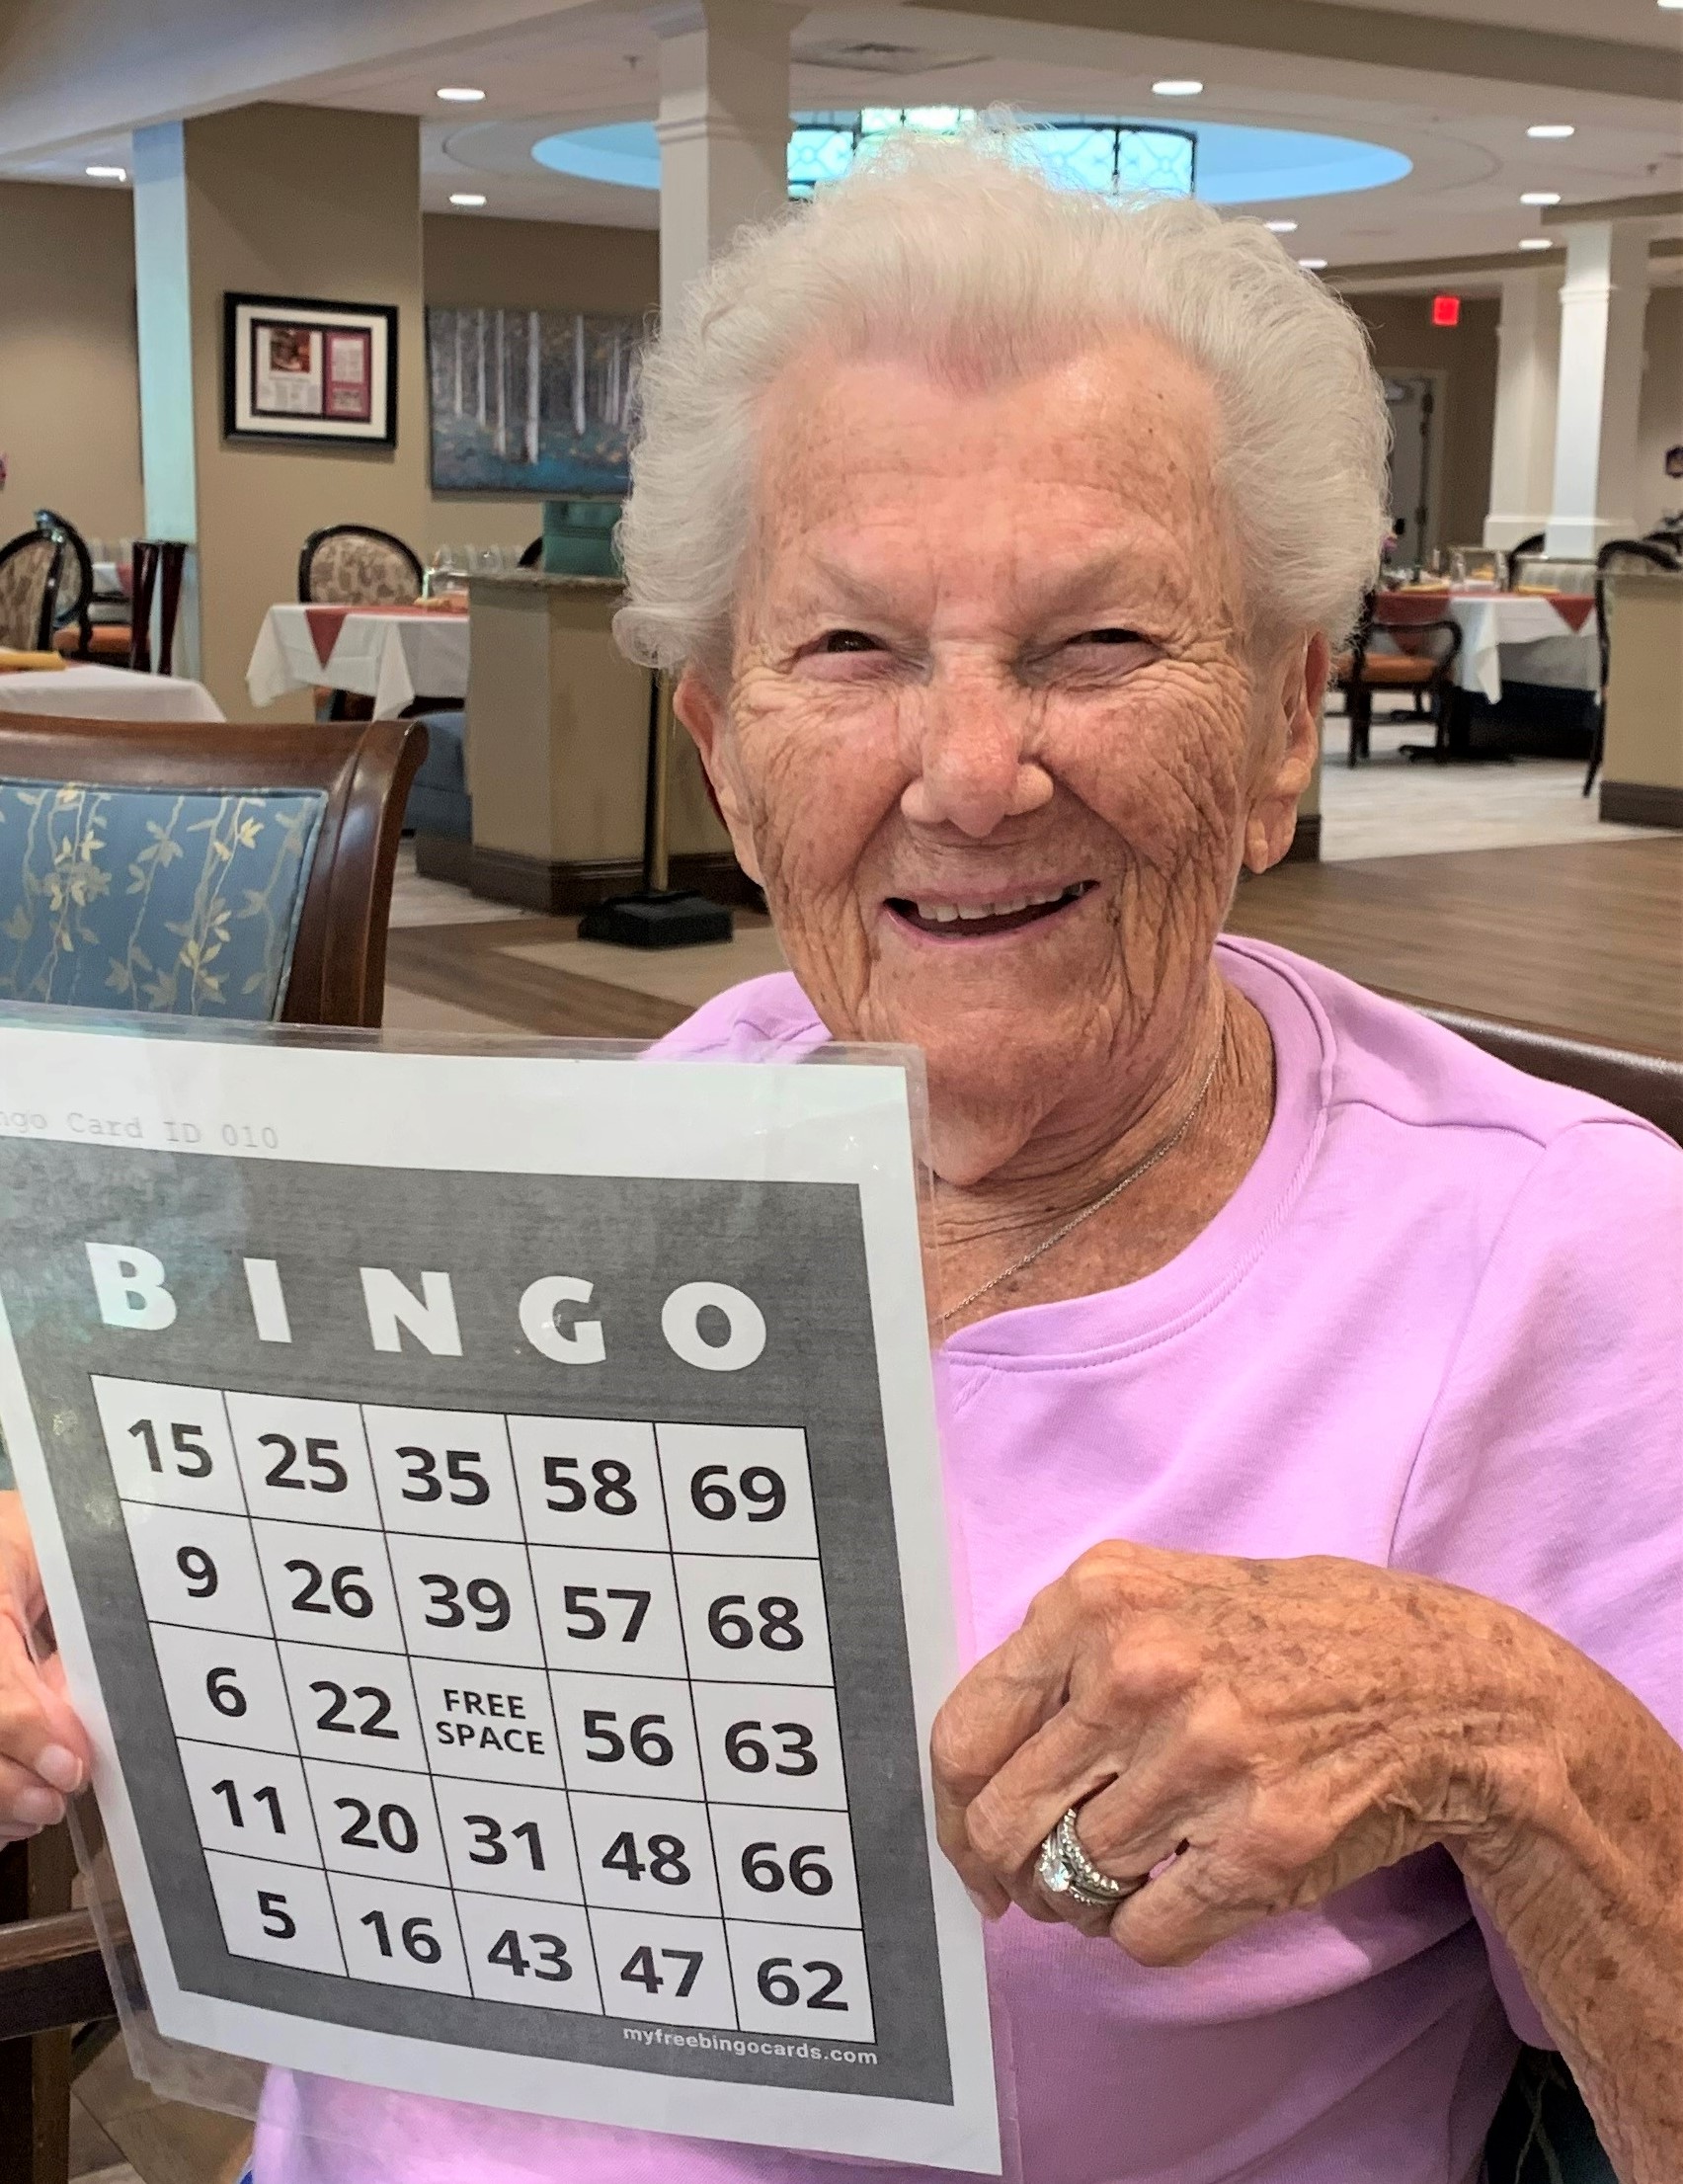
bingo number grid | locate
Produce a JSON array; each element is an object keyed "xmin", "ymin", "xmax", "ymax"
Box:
[
  {"xmin": 100, "ymin": 1379, "xmax": 876, "ymax": 2048},
  {"xmin": 0, "ymin": 1137, "xmax": 955, "ymax": 2111}
]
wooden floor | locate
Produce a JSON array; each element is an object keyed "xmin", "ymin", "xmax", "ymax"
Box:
[
  {"xmin": 1227, "ymin": 837, "xmax": 1683, "ymax": 1058},
  {"xmin": 386, "ymin": 915, "xmax": 723, "ymax": 1043},
  {"xmin": 67, "ymin": 2025, "xmax": 250, "ymax": 2183},
  {"xmin": 385, "ymin": 840, "xmax": 1683, "ymax": 1061}
]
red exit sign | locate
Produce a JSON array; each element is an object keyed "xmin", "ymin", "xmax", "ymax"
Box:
[{"xmin": 1431, "ymin": 293, "xmax": 1462, "ymax": 327}]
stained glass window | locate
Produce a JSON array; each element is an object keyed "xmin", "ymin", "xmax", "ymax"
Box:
[{"xmin": 786, "ymin": 113, "xmax": 1196, "ymax": 201}]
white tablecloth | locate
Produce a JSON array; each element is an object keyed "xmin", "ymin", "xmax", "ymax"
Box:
[
  {"xmin": 1447, "ymin": 595, "xmax": 1597, "ymax": 701},
  {"xmin": 0, "ymin": 664, "xmax": 224, "ymax": 722},
  {"xmin": 246, "ymin": 605, "xmax": 470, "ymax": 719}
]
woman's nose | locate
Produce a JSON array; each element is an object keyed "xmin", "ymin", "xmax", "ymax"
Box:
[{"xmin": 899, "ymin": 673, "xmax": 1055, "ymax": 838}]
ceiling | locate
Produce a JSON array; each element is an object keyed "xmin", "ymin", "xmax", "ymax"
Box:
[{"xmin": 4, "ymin": 0, "xmax": 1679, "ymax": 276}]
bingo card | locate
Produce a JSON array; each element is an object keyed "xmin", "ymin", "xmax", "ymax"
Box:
[{"xmin": 0, "ymin": 1017, "xmax": 999, "ymax": 2173}]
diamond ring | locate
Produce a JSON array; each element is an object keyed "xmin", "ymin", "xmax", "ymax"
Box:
[{"xmin": 1036, "ymin": 1806, "xmax": 1145, "ymax": 1909}]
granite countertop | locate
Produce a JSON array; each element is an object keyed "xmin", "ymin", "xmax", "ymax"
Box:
[{"xmin": 466, "ymin": 570, "xmax": 625, "ymax": 594}]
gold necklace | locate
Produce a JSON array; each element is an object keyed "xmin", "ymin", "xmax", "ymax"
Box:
[{"xmin": 939, "ymin": 1027, "xmax": 1226, "ymax": 1325}]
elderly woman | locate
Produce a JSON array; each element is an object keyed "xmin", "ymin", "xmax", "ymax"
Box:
[{"xmin": 1, "ymin": 137, "xmax": 1680, "ymax": 2184}]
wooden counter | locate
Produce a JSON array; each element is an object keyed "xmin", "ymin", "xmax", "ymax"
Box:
[{"xmin": 420, "ymin": 570, "xmax": 749, "ymax": 912}]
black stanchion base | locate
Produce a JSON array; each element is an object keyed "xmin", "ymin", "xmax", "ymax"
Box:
[{"xmin": 578, "ymin": 891, "xmax": 735, "ymax": 949}]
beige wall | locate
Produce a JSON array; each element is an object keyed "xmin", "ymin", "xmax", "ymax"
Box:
[
  {"xmin": 0, "ymin": 144, "xmax": 657, "ymax": 709},
  {"xmin": 1637, "ymin": 283, "xmax": 1683, "ymax": 533},
  {"xmin": 0, "ymin": 179, "xmax": 144, "ymax": 546},
  {"xmin": 177, "ymin": 113, "xmax": 661, "ymax": 714},
  {"xmin": 1347, "ymin": 292, "xmax": 1501, "ymax": 551},
  {"xmin": 181, "ymin": 105, "xmax": 431, "ymax": 717},
  {"xmin": 420, "ymin": 212, "xmax": 658, "ymax": 554}
]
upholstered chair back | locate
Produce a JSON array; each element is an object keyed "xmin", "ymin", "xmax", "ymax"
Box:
[
  {"xmin": 0, "ymin": 780, "xmax": 328, "ymax": 1016},
  {"xmin": 298, "ymin": 524, "xmax": 424, "ymax": 606},
  {"xmin": 0, "ymin": 532, "xmax": 63, "ymax": 651}
]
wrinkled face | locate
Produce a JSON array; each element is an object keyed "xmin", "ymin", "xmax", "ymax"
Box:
[{"xmin": 678, "ymin": 331, "xmax": 1321, "ymax": 1183}]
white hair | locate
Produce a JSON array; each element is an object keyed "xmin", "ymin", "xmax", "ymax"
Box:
[{"xmin": 614, "ymin": 127, "xmax": 1389, "ymax": 672}]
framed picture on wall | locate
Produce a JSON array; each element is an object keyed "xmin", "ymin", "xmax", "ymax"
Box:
[
  {"xmin": 224, "ymin": 293, "xmax": 399, "ymax": 446},
  {"xmin": 426, "ymin": 305, "xmax": 639, "ymax": 494}
]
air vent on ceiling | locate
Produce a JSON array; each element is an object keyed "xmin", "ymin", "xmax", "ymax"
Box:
[{"xmin": 793, "ymin": 39, "xmax": 992, "ymax": 75}]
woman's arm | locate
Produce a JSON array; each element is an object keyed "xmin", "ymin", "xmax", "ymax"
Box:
[
  {"xmin": 930, "ymin": 1542, "xmax": 1683, "ymax": 2183},
  {"xmin": 0, "ymin": 1488, "xmax": 91, "ymax": 1836},
  {"xmin": 1453, "ymin": 1629, "xmax": 1683, "ymax": 2182}
]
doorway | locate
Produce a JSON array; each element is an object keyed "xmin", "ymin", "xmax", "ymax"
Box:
[{"xmin": 1383, "ymin": 373, "xmax": 1439, "ymax": 565}]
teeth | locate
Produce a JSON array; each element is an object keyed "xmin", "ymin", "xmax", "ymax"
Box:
[{"xmin": 908, "ymin": 888, "xmax": 1083, "ymax": 925}]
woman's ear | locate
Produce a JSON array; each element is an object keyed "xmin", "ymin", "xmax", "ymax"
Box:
[
  {"xmin": 1242, "ymin": 630, "xmax": 1325, "ymax": 875},
  {"xmin": 673, "ymin": 665, "xmax": 764, "ymax": 886}
]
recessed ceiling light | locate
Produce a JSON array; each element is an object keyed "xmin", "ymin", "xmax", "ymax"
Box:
[
  {"xmin": 1520, "ymin": 237, "xmax": 1555, "ymax": 250},
  {"xmin": 1264, "ymin": 218, "xmax": 1298, "ymax": 233},
  {"xmin": 1298, "ymin": 257, "xmax": 1328, "ymax": 271},
  {"xmin": 1520, "ymin": 191, "xmax": 1562, "ymax": 205},
  {"xmin": 1658, "ymin": 2, "xmax": 1682, "ymax": 13},
  {"xmin": 438, "ymin": 87, "xmax": 486, "ymax": 102},
  {"xmin": 1152, "ymin": 79, "xmax": 1203, "ymax": 96},
  {"xmin": 449, "ymin": 192, "xmax": 487, "ymax": 207},
  {"xmin": 1527, "ymin": 123, "xmax": 1574, "ymax": 138},
  {"xmin": 85, "ymin": 164, "xmax": 127, "ymax": 181}
]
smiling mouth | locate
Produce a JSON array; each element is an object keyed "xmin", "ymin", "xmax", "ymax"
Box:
[{"xmin": 885, "ymin": 880, "xmax": 1094, "ymax": 938}]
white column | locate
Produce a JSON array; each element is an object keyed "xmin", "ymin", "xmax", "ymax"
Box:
[
  {"xmin": 1545, "ymin": 220, "xmax": 1651, "ymax": 559},
  {"xmin": 650, "ymin": 0, "xmax": 803, "ymax": 328},
  {"xmin": 1483, "ymin": 268, "xmax": 1560, "ymax": 550}
]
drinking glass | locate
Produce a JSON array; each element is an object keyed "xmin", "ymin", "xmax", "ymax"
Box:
[{"xmin": 426, "ymin": 545, "xmax": 468, "ymax": 600}]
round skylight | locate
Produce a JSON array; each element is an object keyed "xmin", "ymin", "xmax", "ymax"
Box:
[{"xmin": 531, "ymin": 113, "xmax": 1411, "ymax": 204}]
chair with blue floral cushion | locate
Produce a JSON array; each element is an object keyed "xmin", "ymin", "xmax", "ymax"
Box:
[
  {"xmin": 0, "ymin": 708, "xmax": 425, "ymax": 2183},
  {"xmin": 0, "ymin": 711, "xmax": 425, "ymax": 1025}
]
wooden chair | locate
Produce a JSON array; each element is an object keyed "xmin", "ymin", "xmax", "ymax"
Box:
[
  {"xmin": 1335, "ymin": 591, "xmax": 1464, "ymax": 764},
  {"xmin": 1504, "ymin": 532, "xmax": 1546, "ymax": 590},
  {"xmin": 1584, "ymin": 537, "xmax": 1682, "ymax": 796},
  {"xmin": 126, "ymin": 538, "xmax": 190, "ymax": 676},
  {"xmin": 0, "ymin": 713, "xmax": 425, "ymax": 1026},
  {"xmin": 36, "ymin": 512, "xmax": 131, "ymax": 665},
  {"xmin": 0, "ymin": 711, "xmax": 425, "ymax": 2181},
  {"xmin": 0, "ymin": 530, "xmax": 63, "ymax": 655}
]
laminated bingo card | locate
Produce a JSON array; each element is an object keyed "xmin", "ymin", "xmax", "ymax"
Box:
[{"xmin": 0, "ymin": 1018, "xmax": 999, "ymax": 2174}]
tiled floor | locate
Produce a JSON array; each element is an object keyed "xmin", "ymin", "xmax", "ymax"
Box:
[{"xmin": 1318, "ymin": 708, "xmax": 1665, "ymax": 861}]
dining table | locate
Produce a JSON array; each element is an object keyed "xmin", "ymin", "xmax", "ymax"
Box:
[
  {"xmin": 1443, "ymin": 589, "xmax": 1598, "ymax": 703},
  {"xmin": 246, "ymin": 602, "xmax": 470, "ymax": 718},
  {"xmin": 0, "ymin": 662, "xmax": 224, "ymax": 722}
]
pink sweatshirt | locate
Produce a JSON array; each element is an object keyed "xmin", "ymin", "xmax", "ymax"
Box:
[{"xmin": 256, "ymin": 936, "xmax": 1683, "ymax": 2184}]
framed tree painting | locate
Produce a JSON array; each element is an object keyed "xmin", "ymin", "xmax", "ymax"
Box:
[
  {"xmin": 427, "ymin": 306, "xmax": 641, "ymax": 495},
  {"xmin": 224, "ymin": 294, "xmax": 399, "ymax": 447}
]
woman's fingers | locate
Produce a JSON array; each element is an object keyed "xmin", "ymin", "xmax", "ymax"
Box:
[
  {"xmin": 1110, "ymin": 1842, "xmax": 1260, "ymax": 1968},
  {"xmin": 0, "ymin": 1751, "xmax": 67, "ymax": 1833},
  {"xmin": 931, "ymin": 1617, "xmax": 1077, "ymax": 1913},
  {"xmin": 0, "ymin": 1616, "xmax": 91, "ymax": 1824}
]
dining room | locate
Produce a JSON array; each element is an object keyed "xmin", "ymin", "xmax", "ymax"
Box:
[{"xmin": 0, "ymin": 6, "xmax": 1681, "ymax": 2184}]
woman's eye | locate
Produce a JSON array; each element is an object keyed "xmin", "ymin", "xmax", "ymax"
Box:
[
  {"xmin": 1071, "ymin": 627, "xmax": 1147, "ymax": 647},
  {"xmin": 819, "ymin": 629, "xmax": 883, "ymax": 654}
]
